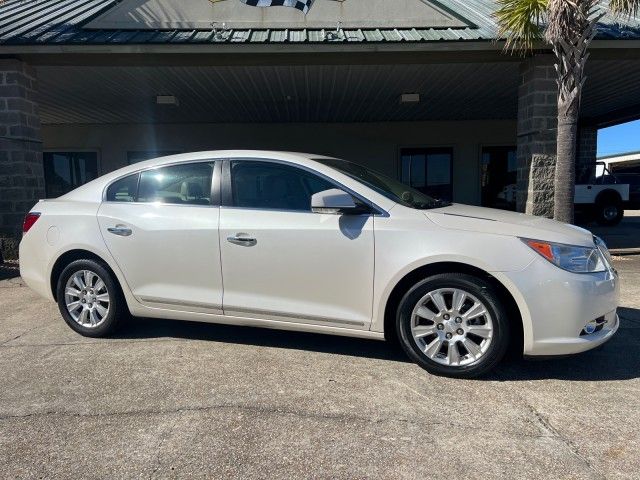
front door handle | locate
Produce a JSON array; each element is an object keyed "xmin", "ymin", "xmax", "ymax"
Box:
[
  {"xmin": 227, "ymin": 234, "xmax": 257, "ymax": 246},
  {"xmin": 107, "ymin": 225, "xmax": 133, "ymax": 237}
]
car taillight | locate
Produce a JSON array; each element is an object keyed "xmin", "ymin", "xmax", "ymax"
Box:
[{"xmin": 22, "ymin": 212, "xmax": 40, "ymax": 234}]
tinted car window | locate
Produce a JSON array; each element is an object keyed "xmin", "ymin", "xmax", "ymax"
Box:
[
  {"xmin": 138, "ymin": 163, "xmax": 214, "ymax": 205},
  {"xmin": 106, "ymin": 173, "xmax": 139, "ymax": 202},
  {"xmin": 231, "ymin": 161, "xmax": 334, "ymax": 211}
]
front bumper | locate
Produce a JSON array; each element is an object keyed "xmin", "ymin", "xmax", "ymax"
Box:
[{"xmin": 501, "ymin": 256, "xmax": 619, "ymax": 357}]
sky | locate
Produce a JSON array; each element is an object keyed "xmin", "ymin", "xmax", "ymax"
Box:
[{"xmin": 597, "ymin": 119, "xmax": 640, "ymax": 158}]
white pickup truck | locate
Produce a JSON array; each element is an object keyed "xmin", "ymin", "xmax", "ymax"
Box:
[
  {"xmin": 496, "ymin": 162, "xmax": 633, "ymax": 226},
  {"xmin": 575, "ymin": 162, "xmax": 631, "ymax": 226}
]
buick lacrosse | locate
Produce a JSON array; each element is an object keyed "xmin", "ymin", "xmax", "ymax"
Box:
[{"xmin": 19, "ymin": 151, "xmax": 619, "ymax": 377}]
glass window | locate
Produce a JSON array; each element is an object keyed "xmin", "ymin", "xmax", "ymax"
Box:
[
  {"xmin": 317, "ymin": 158, "xmax": 446, "ymax": 210},
  {"xmin": 138, "ymin": 162, "xmax": 214, "ymax": 205},
  {"xmin": 400, "ymin": 148, "xmax": 453, "ymax": 201},
  {"xmin": 230, "ymin": 161, "xmax": 333, "ymax": 211},
  {"xmin": 43, "ymin": 152, "xmax": 98, "ymax": 198},
  {"xmin": 106, "ymin": 174, "xmax": 139, "ymax": 202}
]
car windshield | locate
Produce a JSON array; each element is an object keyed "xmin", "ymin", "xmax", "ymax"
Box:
[{"xmin": 316, "ymin": 158, "xmax": 450, "ymax": 210}]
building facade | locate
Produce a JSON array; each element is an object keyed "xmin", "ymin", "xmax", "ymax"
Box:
[{"xmin": 1, "ymin": 0, "xmax": 640, "ymax": 258}]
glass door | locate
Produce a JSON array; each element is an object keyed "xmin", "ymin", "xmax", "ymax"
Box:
[{"xmin": 480, "ymin": 146, "xmax": 517, "ymax": 210}]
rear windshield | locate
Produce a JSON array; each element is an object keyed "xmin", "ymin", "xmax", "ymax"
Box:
[{"xmin": 316, "ymin": 158, "xmax": 450, "ymax": 210}]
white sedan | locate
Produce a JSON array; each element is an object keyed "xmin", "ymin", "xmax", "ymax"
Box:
[{"xmin": 19, "ymin": 151, "xmax": 619, "ymax": 378}]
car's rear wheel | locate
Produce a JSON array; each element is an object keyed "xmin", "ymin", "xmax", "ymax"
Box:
[
  {"xmin": 56, "ymin": 259, "xmax": 126, "ymax": 337},
  {"xmin": 396, "ymin": 273, "xmax": 509, "ymax": 378}
]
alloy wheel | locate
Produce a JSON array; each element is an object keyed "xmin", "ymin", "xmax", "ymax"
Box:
[
  {"xmin": 64, "ymin": 269, "xmax": 111, "ymax": 328},
  {"xmin": 410, "ymin": 288, "xmax": 494, "ymax": 367}
]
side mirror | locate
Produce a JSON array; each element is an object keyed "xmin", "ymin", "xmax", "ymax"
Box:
[{"xmin": 311, "ymin": 188, "xmax": 368, "ymax": 215}]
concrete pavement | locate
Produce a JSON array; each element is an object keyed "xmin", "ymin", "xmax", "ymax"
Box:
[{"xmin": 0, "ymin": 257, "xmax": 639, "ymax": 479}]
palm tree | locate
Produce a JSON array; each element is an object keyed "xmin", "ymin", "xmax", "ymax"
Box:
[{"xmin": 495, "ymin": 0, "xmax": 639, "ymax": 223}]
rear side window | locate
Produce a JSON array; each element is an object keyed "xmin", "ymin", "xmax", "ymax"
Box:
[
  {"xmin": 138, "ymin": 162, "xmax": 213, "ymax": 205},
  {"xmin": 106, "ymin": 173, "xmax": 139, "ymax": 202},
  {"xmin": 230, "ymin": 161, "xmax": 333, "ymax": 211}
]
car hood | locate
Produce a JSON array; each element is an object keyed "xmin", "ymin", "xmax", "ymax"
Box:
[{"xmin": 424, "ymin": 204, "xmax": 594, "ymax": 246}]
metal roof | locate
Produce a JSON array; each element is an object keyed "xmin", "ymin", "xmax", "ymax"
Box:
[{"xmin": 0, "ymin": 0, "xmax": 638, "ymax": 46}]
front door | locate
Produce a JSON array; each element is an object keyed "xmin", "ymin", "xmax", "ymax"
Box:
[
  {"xmin": 219, "ymin": 159, "xmax": 375, "ymax": 329},
  {"xmin": 97, "ymin": 161, "xmax": 223, "ymax": 313}
]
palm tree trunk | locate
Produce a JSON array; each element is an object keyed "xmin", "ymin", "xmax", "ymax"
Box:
[{"xmin": 553, "ymin": 106, "xmax": 578, "ymax": 223}]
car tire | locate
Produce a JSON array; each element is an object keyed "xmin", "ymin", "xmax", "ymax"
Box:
[
  {"xmin": 595, "ymin": 197, "xmax": 624, "ymax": 226},
  {"xmin": 396, "ymin": 273, "xmax": 510, "ymax": 378},
  {"xmin": 56, "ymin": 259, "xmax": 127, "ymax": 337}
]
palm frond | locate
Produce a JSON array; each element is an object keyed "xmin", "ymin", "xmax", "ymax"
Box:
[
  {"xmin": 494, "ymin": 0, "xmax": 549, "ymax": 54},
  {"xmin": 609, "ymin": 0, "xmax": 640, "ymax": 17}
]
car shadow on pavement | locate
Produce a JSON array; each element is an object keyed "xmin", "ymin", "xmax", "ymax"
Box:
[{"xmin": 114, "ymin": 307, "xmax": 640, "ymax": 381}]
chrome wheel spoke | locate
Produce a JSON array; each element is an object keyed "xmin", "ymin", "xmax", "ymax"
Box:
[
  {"xmin": 415, "ymin": 306, "xmax": 436, "ymax": 321},
  {"xmin": 447, "ymin": 341, "xmax": 461, "ymax": 366},
  {"xmin": 424, "ymin": 337, "xmax": 442, "ymax": 358},
  {"xmin": 96, "ymin": 293, "xmax": 110, "ymax": 303},
  {"xmin": 89, "ymin": 309, "xmax": 100, "ymax": 326},
  {"xmin": 462, "ymin": 338, "xmax": 482, "ymax": 359},
  {"xmin": 466, "ymin": 324, "xmax": 492, "ymax": 339},
  {"xmin": 65, "ymin": 287, "xmax": 81, "ymax": 297},
  {"xmin": 79, "ymin": 308, "xmax": 89, "ymax": 325},
  {"xmin": 413, "ymin": 324, "xmax": 437, "ymax": 338},
  {"xmin": 94, "ymin": 303, "xmax": 107, "ymax": 317},
  {"xmin": 67, "ymin": 300, "xmax": 82, "ymax": 312},
  {"xmin": 94, "ymin": 279, "xmax": 106, "ymax": 293},
  {"xmin": 72, "ymin": 273, "xmax": 85, "ymax": 290},
  {"xmin": 463, "ymin": 302, "xmax": 487, "ymax": 320},
  {"xmin": 84, "ymin": 270, "xmax": 95, "ymax": 288},
  {"xmin": 429, "ymin": 291, "xmax": 447, "ymax": 313},
  {"xmin": 452, "ymin": 290, "xmax": 466, "ymax": 312}
]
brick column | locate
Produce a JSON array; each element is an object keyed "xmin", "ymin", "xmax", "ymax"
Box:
[
  {"xmin": 0, "ymin": 59, "xmax": 44, "ymax": 260},
  {"xmin": 516, "ymin": 55, "xmax": 558, "ymax": 217}
]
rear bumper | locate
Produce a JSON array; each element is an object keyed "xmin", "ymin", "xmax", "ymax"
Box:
[{"xmin": 501, "ymin": 256, "xmax": 619, "ymax": 357}]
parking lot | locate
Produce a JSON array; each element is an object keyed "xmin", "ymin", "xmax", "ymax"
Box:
[{"xmin": 0, "ymin": 255, "xmax": 638, "ymax": 479}]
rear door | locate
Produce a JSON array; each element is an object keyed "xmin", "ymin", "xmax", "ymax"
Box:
[
  {"xmin": 218, "ymin": 159, "xmax": 375, "ymax": 329},
  {"xmin": 97, "ymin": 161, "xmax": 223, "ymax": 313}
]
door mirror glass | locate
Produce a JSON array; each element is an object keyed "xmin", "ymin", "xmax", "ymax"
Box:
[{"xmin": 311, "ymin": 188, "xmax": 366, "ymax": 214}]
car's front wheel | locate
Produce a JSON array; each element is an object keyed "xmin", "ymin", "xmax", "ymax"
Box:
[
  {"xmin": 396, "ymin": 273, "xmax": 510, "ymax": 378},
  {"xmin": 56, "ymin": 259, "xmax": 126, "ymax": 337}
]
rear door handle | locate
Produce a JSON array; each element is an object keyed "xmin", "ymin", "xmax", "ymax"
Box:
[
  {"xmin": 107, "ymin": 225, "xmax": 133, "ymax": 237},
  {"xmin": 227, "ymin": 234, "xmax": 257, "ymax": 246}
]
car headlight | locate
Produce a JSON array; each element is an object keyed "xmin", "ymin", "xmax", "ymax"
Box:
[
  {"xmin": 593, "ymin": 236, "xmax": 613, "ymax": 269},
  {"xmin": 521, "ymin": 238, "xmax": 607, "ymax": 273}
]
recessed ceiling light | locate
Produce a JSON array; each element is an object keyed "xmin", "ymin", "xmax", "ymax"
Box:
[
  {"xmin": 400, "ymin": 93, "xmax": 420, "ymax": 104},
  {"xmin": 156, "ymin": 95, "xmax": 179, "ymax": 106}
]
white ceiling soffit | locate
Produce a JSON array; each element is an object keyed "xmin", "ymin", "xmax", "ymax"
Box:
[{"xmin": 84, "ymin": 0, "xmax": 471, "ymax": 30}]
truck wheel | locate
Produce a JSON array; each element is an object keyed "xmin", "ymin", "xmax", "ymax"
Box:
[{"xmin": 595, "ymin": 196, "xmax": 624, "ymax": 226}]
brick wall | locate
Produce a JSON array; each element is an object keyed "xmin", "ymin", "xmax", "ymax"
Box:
[
  {"xmin": 0, "ymin": 59, "xmax": 44, "ymax": 260},
  {"xmin": 516, "ymin": 55, "xmax": 558, "ymax": 217}
]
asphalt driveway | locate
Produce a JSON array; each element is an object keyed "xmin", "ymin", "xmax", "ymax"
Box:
[{"xmin": 0, "ymin": 257, "xmax": 639, "ymax": 479}]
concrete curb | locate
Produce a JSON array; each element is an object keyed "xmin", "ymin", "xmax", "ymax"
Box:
[{"xmin": 610, "ymin": 248, "xmax": 640, "ymax": 256}]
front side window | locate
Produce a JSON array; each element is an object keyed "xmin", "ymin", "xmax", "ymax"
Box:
[
  {"xmin": 230, "ymin": 161, "xmax": 334, "ymax": 211},
  {"xmin": 43, "ymin": 152, "xmax": 98, "ymax": 198},
  {"xmin": 317, "ymin": 158, "xmax": 447, "ymax": 210},
  {"xmin": 138, "ymin": 163, "xmax": 214, "ymax": 205}
]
